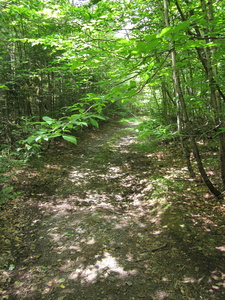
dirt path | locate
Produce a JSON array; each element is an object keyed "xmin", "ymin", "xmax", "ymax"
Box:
[{"xmin": 1, "ymin": 120, "xmax": 225, "ymax": 299}]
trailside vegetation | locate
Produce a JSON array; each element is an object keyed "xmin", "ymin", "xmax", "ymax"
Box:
[{"xmin": 1, "ymin": 0, "xmax": 225, "ymax": 200}]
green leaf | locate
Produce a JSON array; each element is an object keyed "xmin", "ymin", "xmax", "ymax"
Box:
[
  {"xmin": 172, "ymin": 21, "xmax": 190, "ymax": 33},
  {"xmin": 9, "ymin": 264, "xmax": 15, "ymax": 271},
  {"xmin": 42, "ymin": 116, "xmax": 55, "ymax": 125},
  {"xmin": 129, "ymin": 80, "xmax": 136, "ymax": 88},
  {"xmin": 65, "ymin": 232, "xmax": 74, "ymax": 236},
  {"xmin": 71, "ymin": 60, "xmax": 82, "ymax": 71},
  {"xmin": 26, "ymin": 135, "xmax": 37, "ymax": 144},
  {"xmin": 89, "ymin": 118, "xmax": 99, "ymax": 128},
  {"xmin": 37, "ymin": 128, "xmax": 48, "ymax": 134},
  {"xmin": 89, "ymin": 114, "xmax": 105, "ymax": 120},
  {"xmin": 160, "ymin": 26, "xmax": 172, "ymax": 37},
  {"xmin": 62, "ymin": 135, "xmax": 77, "ymax": 145},
  {"xmin": 0, "ymin": 85, "xmax": 9, "ymax": 90},
  {"xmin": 47, "ymin": 133, "xmax": 61, "ymax": 139},
  {"xmin": 144, "ymin": 34, "xmax": 157, "ymax": 42},
  {"xmin": 136, "ymin": 41, "xmax": 148, "ymax": 53},
  {"xmin": 70, "ymin": 119, "xmax": 88, "ymax": 126}
]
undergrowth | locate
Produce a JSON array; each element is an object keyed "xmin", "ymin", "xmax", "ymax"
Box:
[{"xmin": 0, "ymin": 149, "xmax": 23, "ymax": 204}]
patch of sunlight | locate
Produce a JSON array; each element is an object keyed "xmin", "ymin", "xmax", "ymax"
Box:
[
  {"xmin": 114, "ymin": 140, "xmax": 136, "ymax": 150},
  {"xmin": 142, "ymin": 183, "xmax": 153, "ymax": 192},
  {"xmin": 132, "ymin": 195, "xmax": 142, "ymax": 206},
  {"xmin": 164, "ymin": 167, "xmax": 189, "ymax": 179},
  {"xmin": 68, "ymin": 252, "xmax": 137, "ymax": 283},
  {"xmin": 68, "ymin": 245, "xmax": 81, "ymax": 251},
  {"xmin": 119, "ymin": 117, "xmax": 142, "ymax": 125},
  {"xmin": 162, "ymin": 277, "xmax": 170, "ymax": 282},
  {"xmin": 47, "ymin": 231, "xmax": 65, "ymax": 243},
  {"xmin": 108, "ymin": 166, "xmax": 123, "ymax": 177},
  {"xmin": 153, "ymin": 230, "xmax": 163, "ymax": 235},
  {"xmin": 86, "ymin": 238, "xmax": 95, "ymax": 245},
  {"xmin": 182, "ymin": 276, "xmax": 196, "ymax": 284},
  {"xmin": 153, "ymin": 290, "xmax": 170, "ymax": 299},
  {"xmin": 114, "ymin": 219, "xmax": 130, "ymax": 229},
  {"xmin": 216, "ymin": 245, "xmax": 225, "ymax": 252},
  {"xmin": 45, "ymin": 164, "xmax": 60, "ymax": 169},
  {"xmin": 69, "ymin": 169, "xmax": 91, "ymax": 181}
]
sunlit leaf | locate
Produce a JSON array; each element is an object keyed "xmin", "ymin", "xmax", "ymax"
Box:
[
  {"xmin": 42, "ymin": 116, "xmax": 55, "ymax": 125},
  {"xmin": 65, "ymin": 232, "xmax": 74, "ymax": 236},
  {"xmin": 62, "ymin": 135, "xmax": 77, "ymax": 145},
  {"xmin": 160, "ymin": 26, "xmax": 172, "ymax": 37},
  {"xmin": 144, "ymin": 34, "xmax": 157, "ymax": 42},
  {"xmin": 8, "ymin": 264, "xmax": 15, "ymax": 271}
]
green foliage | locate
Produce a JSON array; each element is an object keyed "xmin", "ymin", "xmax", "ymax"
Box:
[
  {"xmin": 136, "ymin": 119, "xmax": 178, "ymax": 142},
  {"xmin": 0, "ymin": 0, "xmax": 225, "ymax": 197},
  {"xmin": 17, "ymin": 102, "xmax": 106, "ymax": 159},
  {"xmin": 0, "ymin": 149, "xmax": 22, "ymax": 204}
]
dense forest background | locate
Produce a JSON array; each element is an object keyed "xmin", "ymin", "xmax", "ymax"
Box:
[{"xmin": 1, "ymin": 0, "xmax": 225, "ymax": 201}]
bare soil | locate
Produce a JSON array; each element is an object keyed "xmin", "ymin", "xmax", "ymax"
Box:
[{"xmin": 0, "ymin": 119, "xmax": 225, "ymax": 300}]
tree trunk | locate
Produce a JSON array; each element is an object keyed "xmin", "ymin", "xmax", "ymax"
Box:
[
  {"xmin": 163, "ymin": 0, "xmax": 195, "ymax": 178},
  {"xmin": 163, "ymin": 0, "xmax": 222, "ymax": 197}
]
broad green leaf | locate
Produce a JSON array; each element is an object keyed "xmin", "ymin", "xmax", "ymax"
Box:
[
  {"xmin": 121, "ymin": 98, "xmax": 131, "ymax": 103},
  {"xmin": 183, "ymin": 39, "xmax": 206, "ymax": 49},
  {"xmin": 89, "ymin": 118, "xmax": 99, "ymax": 128},
  {"xmin": 65, "ymin": 233, "xmax": 74, "ymax": 236},
  {"xmin": 172, "ymin": 21, "xmax": 190, "ymax": 33},
  {"xmin": 42, "ymin": 116, "xmax": 55, "ymax": 125},
  {"xmin": 67, "ymin": 123, "xmax": 74, "ymax": 129},
  {"xmin": 47, "ymin": 133, "xmax": 61, "ymax": 139},
  {"xmin": 0, "ymin": 85, "xmax": 9, "ymax": 90},
  {"xmin": 26, "ymin": 136, "xmax": 37, "ymax": 144},
  {"xmin": 160, "ymin": 26, "xmax": 172, "ymax": 37},
  {"xmin": 136, "ymin": 41, "xmax": 148, "ymax": 53},
  {"xmin": 144, "ymin": 34, "xmax": 157, "ymax": 42},
  {"xmin": 90, "ymin": 114, "xmax": 105, "ymax": 120},
  {"xmin": 136, "ymin": 39, "xmax": 159, "ymax": 53},
  {"xmin": 129, "ymin": 80, "xmax": 136, "ymax": 88},
  {"xmin": 37, "ymin": 128, "xmax": 48, "ymax": 134},
  {"xmin": 62, "ymin": 135, "xmax": 77, "ymax": 145},
  {"xmin": 71, "ymin": 60, "xmax": 81, "ymax": 71},
  {"xmin": 70, "ymin": 119, "xmax": 88, "ymax": 126}
]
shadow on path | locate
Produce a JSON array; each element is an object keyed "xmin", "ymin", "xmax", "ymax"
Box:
[{"xmin": 1, "ymin": 119, "xmax": 225, "ymax": 299}]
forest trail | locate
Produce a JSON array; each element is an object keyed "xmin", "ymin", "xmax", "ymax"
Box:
[{"xmin": 1, "ymin": 119, "xmax": 225, "ymax": 300}]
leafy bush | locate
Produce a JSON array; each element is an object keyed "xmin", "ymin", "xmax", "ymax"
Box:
[
  {"xmin": 17, "ymin": 102, "xmax": 106, "ymax": 159},
  {"xmin": 0, "ymin": 149, "xmax": 22, "ymax": 204},
  {"xmin": 136, "ymin": 119, "xmax": 178, "ymax": 142}
]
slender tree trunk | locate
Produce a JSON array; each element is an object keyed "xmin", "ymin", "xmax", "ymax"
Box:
[
  {"xmin": 163, "ymin": 0, "xmax": 222, "ymax": 197},
  {"xmin": 175, "ymin": 0, "xmax": 225, "ymax": 190},
  {"xmin": 163, "ymin": 0, "xmax": 195, "ymax": 178},
  {"xmin": 201, "ymin": 0, "xmax": 225, "ymax": 189}
]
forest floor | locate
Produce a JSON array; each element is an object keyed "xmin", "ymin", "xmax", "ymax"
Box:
[{"xmin": 1, "ymin": 118, "xmax": 225, "ymax": 300}]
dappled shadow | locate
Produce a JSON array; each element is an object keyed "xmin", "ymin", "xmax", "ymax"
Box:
[{"xmin": 1, "ymin": 120, "xmax": 225, "ymax": 299}]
